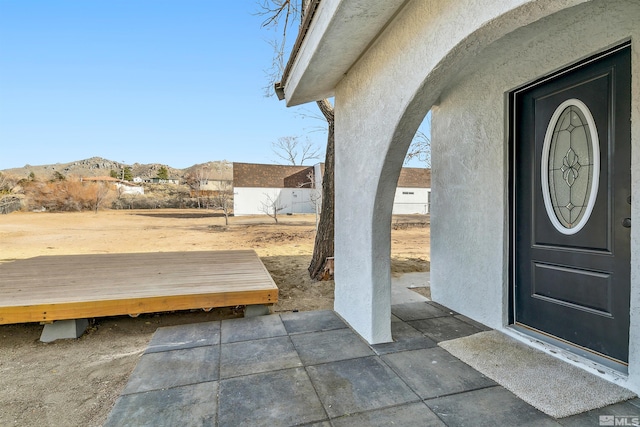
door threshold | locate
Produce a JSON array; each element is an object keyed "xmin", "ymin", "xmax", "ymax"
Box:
[{"xmin": 505, "ymin": 325, "xmax": 629, "ymax": 380}]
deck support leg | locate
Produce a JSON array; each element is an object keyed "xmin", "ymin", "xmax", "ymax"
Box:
[
  {"xmin": 244, "ymin": 305, "xmax": 270, "ymax": 317},
  {"xmin": 40, "ymin": 319, "xmax": 89, "ymax": 343}
]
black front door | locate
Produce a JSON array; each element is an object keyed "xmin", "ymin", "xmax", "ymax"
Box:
[{"xmin": 512, "ymin": 44, "xmax": 631, "ymax": 364}]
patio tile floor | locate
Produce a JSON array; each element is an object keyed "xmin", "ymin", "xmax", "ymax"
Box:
[
  {"xmin": 290, "ymin": 328, "xmax": 375, "ymax": 365},
  {"xmin": 108, "ymin": 382, "xmax": 218, "ymax": 426},
  {"xmin": 408, "ymin": 315, "xmax": 483, "ymax": 343},
  {"xmin": 370, "ymin": 321, "xmax": 436, "ymax": 355},
  {"xmin": 220, "ymin": 313, "xmax": 287, "ymax": 343},
  {"xmin": 425, "ymin": 386, "xmax": 563, "ymax": 427},
  {"xmin": 218, "ymin": 368, "xmax": 326, "ymax": 427},
  {"xmin": 219, "ymin": 335, "xmax": 302, "ymax": 378},
  {"xmin": 105, "ymin": 304, "xmax": 639, "ymax": 426},
  {"xmin": 306, "ymin": 355, "xmax": 419, "ymax": 418},
  {"xmin": 145, "ymin": 320, "xmax": 221, "ymax": 354},
  {"xmin": 281, "ymin": 309, "xmax": 347, "ymax": 335},
  {"xmin": 391, "ymin": 301, "xmax": 450, "ymax": 321},
  {"xmin": 331, "ymin": 401, "xmax": 446, "ymax": 427},
  {"xmin": 381, "ymin": 347, "xmax": 497, "ymax": 399},
  {"xmin": 121, "ymin": 346, "xmax": 219, "ymax": 395}
]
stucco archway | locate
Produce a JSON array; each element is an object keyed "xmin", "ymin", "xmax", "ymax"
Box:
[{"xmin": 332, "ymin": 0, "xmax": 590, "ymax": 343}]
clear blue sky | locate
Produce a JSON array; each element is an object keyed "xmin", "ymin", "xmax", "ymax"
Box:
[{"xmin": 0, "ymin": 1, "xmax": 427, "ymax": 170}]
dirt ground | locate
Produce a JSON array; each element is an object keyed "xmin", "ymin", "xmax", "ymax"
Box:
[{"xmin": 0, "ymin": 209, "xmax": 430, "ymax": 426}]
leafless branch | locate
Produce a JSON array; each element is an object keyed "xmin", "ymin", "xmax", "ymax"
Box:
[
  {"xmin": 406, "ymin": 130, "xmax": 432, "ymax": 168},
  {"xmin": 256, "ymin": 0, "xmax": 301, "ymax": 97},
  {"xmin": 259, "ymin": 192, "xmax": 287, "ymax": 223},
  {"xmin": 272, "ymin": 135, "xmax": 321, "ymax": 165},
  {"xmin": 211, "ymin": 180, "xmax": 233, "ymax": 225}
]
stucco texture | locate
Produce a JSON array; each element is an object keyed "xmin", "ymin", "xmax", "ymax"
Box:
[
  {"xmin": 331, "ymin": 0, "xmax": 640, "ymax": 391},
  {"xmin": 431, "ymin": 0, "xmax": 639, "ymax": 387},
  {"xmin": 333, "ymin": 0, "xmax": 587, "ymax": 343}
]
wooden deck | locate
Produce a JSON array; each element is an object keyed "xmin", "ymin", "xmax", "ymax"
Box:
[{"xmin": 0, "ymin": 250, "xmax": 278, "ymax": 325}]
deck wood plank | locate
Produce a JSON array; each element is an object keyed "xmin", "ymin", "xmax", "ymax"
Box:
[{"xmin": 0, "ymin": 250, "xmax": 278, "ymax": 324}]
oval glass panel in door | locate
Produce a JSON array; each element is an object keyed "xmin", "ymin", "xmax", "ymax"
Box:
[{"xmin": 541, "ymin": 99, "xmax": 599, "ymax": 235}]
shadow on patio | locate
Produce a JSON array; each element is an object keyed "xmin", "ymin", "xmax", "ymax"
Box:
[{"xmin": 104, "ymin": 301, "xmax": 640, "ymax": 426}]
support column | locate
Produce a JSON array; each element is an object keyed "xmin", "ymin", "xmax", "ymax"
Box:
[{"xmin": 332, "ymin": 102, "xmax": 395, "ymax": 344}]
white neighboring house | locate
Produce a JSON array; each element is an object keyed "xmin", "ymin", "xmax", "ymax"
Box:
[
  {"xmin": 116, "ymin": 181, "xmax": 144, "ymax": 196},
  {"xmin": 232, "ymin": 163, "xmax": 318, "ymax": 216},
  {"xmin": 80, "ymin": 176, "xmax": 144, "ymax": 195},
  {"xmin": 232, "ymin": 163, "xmax": 430, "ymax": 216},
  {"xmin": 146, "ymin": 177, "xmax": 180, "ymax": 184},
  {"xmin": 392, "ymin": 168, "xmax": 431, "ymax": 215}
]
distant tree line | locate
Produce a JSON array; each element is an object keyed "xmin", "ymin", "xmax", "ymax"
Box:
[
  {"xmin": 0, "ymin": 170, "xmax": 234, "ymax": 214},
  {"xmin": 18, "ymin": 175, "xmax": 112, "ymax": 213}
]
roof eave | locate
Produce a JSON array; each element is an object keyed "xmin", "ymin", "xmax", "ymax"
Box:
[{"xmin": 279, "ymin": 0, "xmax": 408, "ymax": 107}]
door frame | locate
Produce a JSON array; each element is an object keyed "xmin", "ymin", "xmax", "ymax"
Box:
[{"xmin": 507, "ymin": 41, "xmax": 632, "ymax": 371}]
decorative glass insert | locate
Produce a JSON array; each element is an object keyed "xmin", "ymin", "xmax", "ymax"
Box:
[{"xmin": 541, "ymin": 99, "xmax": 599, "ymax": 235}]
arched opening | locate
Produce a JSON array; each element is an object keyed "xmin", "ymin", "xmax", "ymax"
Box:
[
  {"xmin": 390, "ymin": 112, "xmax": 432, "ymax": 304},
  {"xmin": 334, "ymin": 0, "xmax": 594, "ymax": 345}
]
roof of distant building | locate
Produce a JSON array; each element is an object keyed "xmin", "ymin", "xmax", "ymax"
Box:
[
  {"xmin": 233, "ymin": 162, "xmax": 316, "ymax": 188},
  {"xmin": 397, "ymin": 167, "xmax": 431, "ymax": 188}
]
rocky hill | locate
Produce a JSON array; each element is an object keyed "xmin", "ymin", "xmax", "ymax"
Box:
[{"xmin": 1, "ymin": 157, "xmax": 233, "ymax": 181}]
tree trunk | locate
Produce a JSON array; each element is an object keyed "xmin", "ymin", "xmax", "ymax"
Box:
[{"xmin": 308, "ymin": 99, "xmax": 335, "ymax": 280}]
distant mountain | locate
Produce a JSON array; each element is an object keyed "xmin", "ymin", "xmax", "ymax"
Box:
[{"xmin": 1, "ymin": 157, "xmax": 233, "ymax": 181}]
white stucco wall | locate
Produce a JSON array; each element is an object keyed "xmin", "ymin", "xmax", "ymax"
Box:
[
  {"xmin": 233, "ymin": 187, "xmax": 317, "ymax": 216},
  {"xmin": 315, "ymin": 0, "xmax": 640, "ymax": 390},
  {"xmin": 332, "ymin": 0, "xmax": 589, "ymax": 344},
  {"xmin": 234, "ymin": 185, "xmax": 427, "ymax": 216},
  {"xmin": 392, "ymin": 188, "xmax": 429, "ymax": 215},
  {"xmin": 430, "ymin": 0, "xmax": 639, "ymax": 387}
]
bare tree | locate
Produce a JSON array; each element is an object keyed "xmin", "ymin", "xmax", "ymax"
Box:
[
  {"xmin": 272, "ymin": 135, "xmax": 321, "ymax": 165},
  {"xmin": 90, "ymin": 182, "xmax": 113, "ymax": 213},
  {"xmin": 257, "ymin": 0, "xmax": 302, "ymax": 96},
  {"xmin": 308, "ymin": 188, "xmax": 322, "ymax": 229},
  {"xmin": 298, "ymin": 172, "xmax": 322, "ymax": 231},
  {"xmin": 406, "ymin": 130, "xmax": 431, "ymax": 168},
  {"xmin": 296, "ymin": 170, "xmax": 322, "ymax": 228},
  {"xmin": 184, "ymin": 167, "xmax": 211, "ymax": 208},
  {"xmin": 260, "ymin": 1, "xmax": 335, "ymax": 280},
  {"xmin": 212, "ymin": 180, "xmax": 234, "ymax": 226},
  {"xmin": 259, "ymin": 192, "xmax": 287, "ymax": 223},
  {"xmin": 112, "ymin": 183, "xmax": 126, "ymax": 209},
  {"xmin": 308, "ymin": 99, "xmax": 335, "ymax": 279}
]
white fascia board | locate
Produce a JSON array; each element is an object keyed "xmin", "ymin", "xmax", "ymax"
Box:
[{"xmin": 284, "ymin": 0, "xmax": 407, "ymax": 106}]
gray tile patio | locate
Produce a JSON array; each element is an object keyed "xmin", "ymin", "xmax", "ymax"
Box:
[
  {"xmin": 381, "ymin": 347, "xmax": 497, "ymax": 399},
  {"xmin": 306, "ymin": 356, "xmax": 419, "ymax": 418},
  {"xmin": 371, "ymin": 321, "xmax": 436, "ymax": 355},
  {"xmin": 425, "ymin": 386, "xmax": 562, "ymax": 427},
  {"xmin": 121, "ymin": 346, "xmax": 219, "ymax": 395},
  {"xmin": 105, "ymin": 301, "xmax": 640, "ymax": 426},
  {"xmin": 145, "ymin": 320, "xmax": 221, "ymax": 354},
  {"xmin": 219, "ymin": 335, "xmax": 302, "ymax": 378},
  {"xmin": 218, "ymin": 368, "xmax": 326, "ymax": 427},
  {"xmin": 291, "ymin": 327, "xmax": 375, "ymax": 365},
  {"xmin": 408, "ymin": 315, "xmax": 483, "ymax": 343}
]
